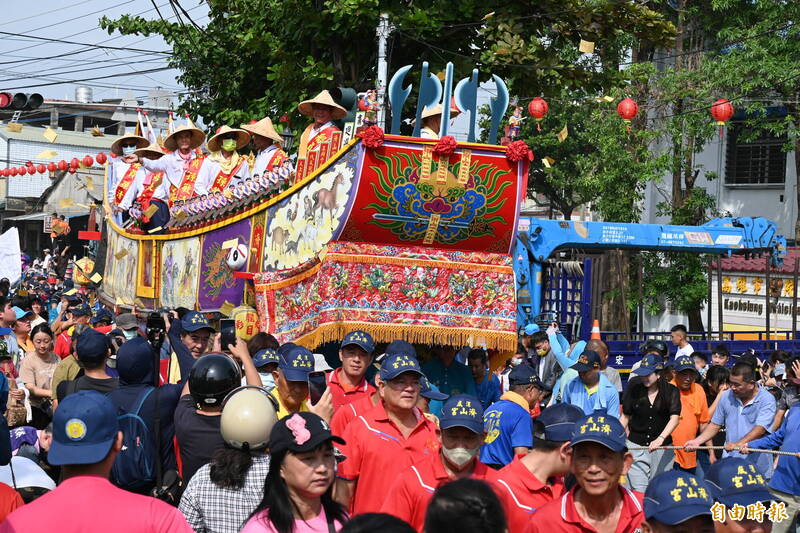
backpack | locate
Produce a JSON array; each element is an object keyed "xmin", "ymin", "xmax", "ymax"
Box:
[{"xmin": 110, "ymin": 387, "xmax": 157, "ymax": 490}]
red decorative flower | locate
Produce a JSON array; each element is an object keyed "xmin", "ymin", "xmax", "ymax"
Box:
[
  {"xmin": 433, "ymin": 135, "xmax": 457, "ymax": 157},
  {"xmin": 505, "ymin": 140, "xmax": 534, "ymax": 163},
  {"xmin": 357, "ymin": 125, "xmax": 385, "ymax": 149}
]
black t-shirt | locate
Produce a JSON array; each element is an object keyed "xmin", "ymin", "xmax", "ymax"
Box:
[
  {"xmin": 56, "ymin": 376, "xmax": 119, "ymax": 402},
  {"xmin": 622, "ymin": 378, "xmax": 681, "ymax": 446},
  {"xmin": 173, "ymin": 395, "xmax": 224, "ymax": 484}
]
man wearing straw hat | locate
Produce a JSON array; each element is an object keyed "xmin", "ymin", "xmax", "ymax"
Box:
[
  {"xmin": 196, "ymin": 126, "xmax": 251, "ymax": 194},
  {"xmin": 241, "ymin": 117, "xmax": 292, "ymax": 178},
  {"xmin": 126, "ymin": 121, "xmax": 207, "ymax": 204},
  {"xmin": 297, "ymin": 90, "xmax": 347, "ymax": 164},
  {"xmin": 108, "ymin": 133, "xmax": 149, "ymax": 225},
  {"xmin": 418, "ymin": 103, "xmax": 461, "ymax": 140},
  {"xmin": 130, "ymin": 143, "xmax": 170, "ymax": 234}
]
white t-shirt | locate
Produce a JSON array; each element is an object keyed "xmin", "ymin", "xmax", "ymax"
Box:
[{"xmin": 675, "ymin": 343, "xmax": 695, "ymax": 358}]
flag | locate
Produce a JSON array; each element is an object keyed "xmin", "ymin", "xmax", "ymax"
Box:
[
  {"xmin": 143, "ymin": 111, "xmax": 158, "ymax": 144},
  {"xmin": 135, "ymin": 108, "xmax": 145, "ymax": 137},
  {"xmin": 167, "ymin": 111, "xmax": 176, "ymax": 135}
]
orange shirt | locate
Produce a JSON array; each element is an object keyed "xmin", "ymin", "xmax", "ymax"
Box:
[
  {"xmin": 381, "ymin": 455, "xmax": 505, "ymax": 532},
  {"xmin": 669, "ymin": 380, "xmax": 710, "ymax": 469},
  {"xmin": 337, "ymin": 401, "xmax": 439, "ymax": 515},
  {"xmin": 327, "ymin": 368, "xmax": 376, "ymax": 412},
  {"xmin": 496, "ymin": 454, "xmax": 565, "ymax": 533}
]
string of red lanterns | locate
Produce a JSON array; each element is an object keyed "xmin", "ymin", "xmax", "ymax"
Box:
[{"xmin": 0, "ymin": 152, "xmax": 109, "ymax": 178}]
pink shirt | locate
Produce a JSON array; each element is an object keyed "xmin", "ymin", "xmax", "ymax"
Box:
[
  {"xmin": 0, "ymin": 475, "xmax": 192, "ymax": 533},
  {"xmin": 241, "ymin": 507, "xmax": 342, "ymax": 533}
]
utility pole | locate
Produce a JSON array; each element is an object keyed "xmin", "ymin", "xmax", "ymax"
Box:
[{"xmin": 376, "ymin": 13, "xmax": 392, "ymax": 129}]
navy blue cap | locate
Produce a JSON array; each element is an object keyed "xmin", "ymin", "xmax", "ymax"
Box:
[
  {"xmin": 672, "ymin": 355, "xmax": 697, "ymax": 373},
  {"xmin": 90, "ymin": 308, "xmax": 113, "ymax": 325},
  {"xmin": 70, "ymin": 303, "xmax": 91, "ymax": 317},
  {"xmin": 534, "ymin": 403, "xmax": 586, "ymax": 442},
  {"xmin": 75, "ymin": 328, "xmax": 109, "ymax": 364},
  {"xmin": 704, "ymin": 457, "xmax": 777, "ymax": 507},
  {"xmin": 633, "ymin": 353, "xmax": 665, "ymax": 376},
  {"xmin": 278, "ymin": 344, "xmax": 314, "ymax": 381},
  {"xmin": 385, "ymin": 339, "xmax": 416, "ymax": 358},
  {"xmin": 341, "ymin": 330, "xmax": 375, "ymax": 355},
  {"xmin": 439, "ymin": 395, "xmax": 484, "ymax": 434},
  {"xmin": 181, "ymin": 311, "xmax": 214, "ymax": 333},
  {"xmin": 509, "ymin": 363, "xmax": 550, "ymax": 390},
  {"xmin": 48, "ymin": 390, "xmax": 118, "ymax": 466},
  {"xmin": 571, "ymin": 350, "xmax": 602, "ymax": 372},
  {"xmin": 420, "ymin": 375, "xmax": 448, "ymax": 401},
  {"xmin": 570, "ymin": 412, "xmax": 627, "ymax": 452},
  {"xmin": 380, "ymin": 352, "xmax": 423, "ymax": 381},
  {"xmin": 253, "ymin": 348, "xmax": 280, "ymax": 368},
  {"xmin": 644, "ymin": 471, "xmax": 713, "ymax": 525}
]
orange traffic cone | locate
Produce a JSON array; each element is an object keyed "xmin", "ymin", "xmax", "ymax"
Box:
[{"xmin": 590, "ymin": 320, "xmax": 601, "ymax": 340}]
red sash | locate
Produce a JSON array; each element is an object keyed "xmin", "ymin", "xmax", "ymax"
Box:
[
  {"xmin": 209, "ymin": 157, "xmax": 246, "ymax": 192},
  {"xmin": 138, "ymin": 171, "xmax": 165, "ymax": 221},
  {"xmin": 266, "ymin": 149, "xmax": 289, "ymax": 172},
  {"xmin": 169, "ymin": 155, "xmax": 205, "ymax": 202},
  {"xmin": 113, "ymin": 163, "xmax": 141, "ymax": 204},
  {"xmin": 299, "ymin": 124, "xmax": 341, "ymax": 159}
]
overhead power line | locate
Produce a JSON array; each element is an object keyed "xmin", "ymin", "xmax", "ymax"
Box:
[
  {"xmin": 0, "ymin": 67, "xmax": 174, "ymax": 91},
  {"xmin": 0, "ymin": 31, "xmax": 170, "ymax": 55}
]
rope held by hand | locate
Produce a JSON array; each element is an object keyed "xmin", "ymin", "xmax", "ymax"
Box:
[{"xmin": 627, "ymin": 445, "xmax": 798, "ymax": 457}]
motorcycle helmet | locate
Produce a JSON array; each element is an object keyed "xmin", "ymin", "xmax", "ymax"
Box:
[
  {"xmin": 220, "ymin": 386, "xmax": 279, "ymax": 451},
  {"xmin": 188, "ymin": 353, "xmax": 242, "ymax": 408},
  {"xmin": 642, "ymin": 339, "xmax": 668, "ymax": 357}
]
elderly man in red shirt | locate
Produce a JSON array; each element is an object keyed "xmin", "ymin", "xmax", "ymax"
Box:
[
  {"xmin": 381, "ymin": 394, "xmax": 505, "ymax": 531},
  {"xmin": 525, "ymin": 413, "xmax": 643, "ymax": 533},
  {"xmin": 334, "ymin": 351, "xmax": 439, "ymax": 515},
  {"xmin": 496, "ymin": 403, "xmax": 585, "ymax": 533},
  {"xmin": 327, "ymin": 330, "xmax": 376, "ymax": 411}
]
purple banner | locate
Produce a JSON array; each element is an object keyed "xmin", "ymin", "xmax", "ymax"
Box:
[{"xmin": 198, "ymin": 218, "xmax": 252, "ymax": 310}]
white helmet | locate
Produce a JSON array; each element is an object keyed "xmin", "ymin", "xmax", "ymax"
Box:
[{"xmin": 220, "ymin": 387, "xmax": 279, "ymax": 451}]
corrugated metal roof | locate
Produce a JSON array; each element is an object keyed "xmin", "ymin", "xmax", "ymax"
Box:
[
  {"xmin": 0, "ymin": 125, "xmax": 121, "ymax": 149},
  {"xmin": 716, "ymin": 247, "xmax": 800, "ymax": 274}
]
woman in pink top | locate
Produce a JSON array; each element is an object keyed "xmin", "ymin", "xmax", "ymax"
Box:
[{"xmin": 242, "ymin": 412, "xmax": 348, "ymax": 533}]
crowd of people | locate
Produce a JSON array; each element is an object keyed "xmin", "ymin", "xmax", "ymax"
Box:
[{"xmin": 0, "ymin": 267, "xmax": 797, "ymax": 533}]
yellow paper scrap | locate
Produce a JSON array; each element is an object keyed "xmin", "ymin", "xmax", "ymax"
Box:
[
  {"xmin": 543, "ymin": 157, "xmax": 556, "ymax": 168},
  {"xmin": 114, "ymin": 249, "xmax": 128, "ymax": 260},
  {"xmin": 147, "ymin": 226, "xmax": 163, "ymax": 234},
  {"xmin": 85, "ymin": 176, "xmax": 94, "ymax": 192},
  {"xmin": 579, "ymin": 40, "xmax": 595, "ymax": 54},
  {"xmin": 115, "ymin": 296, "xmax": 125, "ymax": 306},
  {"xmin": 221, "ymin": 238, "xmax": 238, "ymax": 250},
  {"xmin": 36, "ymin": 149, "xmax": 58, "ymax": 160},
  {"xmin": 90, "ymin": 273, "xmax": 103, "ymax": 283},
  {"xmin": 43, "ymin": 127, "xmax": 58, "ymax": 143},
  {"xmin": 58, "ymin": 198, "xmax": 74, "ymax": 208},
  {"xmin": 143, "ymin": 204, "xmax": 158, "ymax": 218},
  {"xmin": 482, "ymin": 11, "xmax": 495, "ymax": 20},
  {"xmin": 64, "ymin": 289, "xmax": 77, "ymax": 296},
  {"xmin": 219, "ymin": 301, "xmax": 235, "ymax": 317},
  {"xmin": 557, "ymin": 125, "xmax": 569, "ymax": 143},
  {"xmin": 90, "ymin": 126, "xmax": 104, "ymax": 137},
  {"xmin": 6, "ymin": 123, "xmax": 22, "ymax": 133},
  {"xmin": 599, "ymin": 95, "xmax": 614, "ymax": 102}
]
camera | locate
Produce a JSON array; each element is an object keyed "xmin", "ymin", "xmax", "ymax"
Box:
[{"xmin": 146, "ymin": 312, "xmax": 167, "ymax": 351}]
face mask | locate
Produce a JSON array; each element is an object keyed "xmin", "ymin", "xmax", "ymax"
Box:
[
  {"xmin": 442, "ymin": 446, "xmax": 479, "ymax": 468},
  {"xmin": 122, "ymin": 330, "xmax": 137, "ymax": 340},
  {"xmin": 260, "ymin": 372, "xmax": 275, "ymax": 390},
  {"xmin": 511, "ymin": 357, "xmax": 523, "ymax": 367},
  {"xmin": 122, "ymin": 145, "xmax": 136, "ymax": 155},
  {"xmin": 221, "ymin": 139, "xmax": 237, "ymax": 151},
  {"xmin": 536, "ymin": 349, "xmax": 547, "ymax": 356}
]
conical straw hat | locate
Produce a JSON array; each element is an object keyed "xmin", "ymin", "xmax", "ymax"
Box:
[
  {"xmin": 134, "ymin": 142, "xmax": 165, "ymax": 159},
  {"xmin": 241, "ymin": 117, "xmax": 283, "ymax": 144},
  {"xmin": 110, "ymin": 134, "xmax": 149, "ymax": 156},
  {"xmin": 297, "ymin": 90, "xmax": 347, "ymax": 120},
  {"xmin": 206, "ymin": 125, "xmax": 251, "ymax": 152},
  {"xmin": 163, "ymin": 124, "xmax": 206, "ymax": 152}
]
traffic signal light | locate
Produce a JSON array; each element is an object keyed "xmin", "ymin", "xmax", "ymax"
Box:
[{"xmin": 0, "ymin": 92, "xmax": 43, "ymax": 110}]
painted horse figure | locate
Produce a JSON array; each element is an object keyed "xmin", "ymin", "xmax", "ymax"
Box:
[{"xmin": 313, "ymin": 173, "xmax": 343, "ymax": 222}]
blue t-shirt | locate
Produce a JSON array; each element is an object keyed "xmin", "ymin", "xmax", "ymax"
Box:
[
  {"xmin": 422, "ymin": 359, "xmax": 477, "ymax": 397},
  {"xmin": 712, "ymin": 387, "xmax": 776, "ymax": 476},
  {"xmin": 749, "ymin": 404, "xmax": 800, "ymax": 495},
  {"xmin": 475, "ymin": 371, "xmax": 501, "ymax": 410},
  {"xmin": 480, "ymin": 394, "xmax": 532, "ymax": 466}
]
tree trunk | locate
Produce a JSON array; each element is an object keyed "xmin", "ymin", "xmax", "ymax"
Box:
[{"xmin": 688, "ymin": 308, "xmax": 704, "ymax": 332}]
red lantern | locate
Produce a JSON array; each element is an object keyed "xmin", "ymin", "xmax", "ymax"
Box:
[
  {"xmin": 18, "ymin": 166, "xmax": 26, "ymax": 175},
  {"xmin": 9, "ymin": 168, "xmax": 16, "ymax": 177},
  {"xmin": 70, "ymin": 158, "xmax": 79, "ymax": 170},
  {"xmin": 25, "ymin": 161, "xmax": 33, "ymax": 167},
  {"xmin": 95, "ymin": 152, "xmax": 107, "ymax": 165},
  {"xmin": 710, "ymin": 98, "xmax": 734, "ymax": 137},
  {"xmin": 68, "ymin": 167, "xmax": 76, "ymax": 174},
  {"xmin": 57, "ymin": 160, "xmax": 67, "ymax": 171},
  {"xmin": 36, "ymin": 164, "xmax": 45, "ymax": 174},
  {"xmin": 26, "ymin": 166, "xmax": 36, "ymax": 175},
  {"xmin": 47, "ymin": 162, "xmax": 56, "ymax": 173},
  {"xmin": 527, "ymin": 97, "xmax": 549, "ymax": 131},
  {"xmin": 82, "ymin": 155, "xmax": 93, "ymax": 168},
  {"xmin": 0, "ymin": 169, "xmax": 7, "ymax": 177},
  {"xmin": 617, "ymin": 98, "xmax": 638, "ymax": 132}
]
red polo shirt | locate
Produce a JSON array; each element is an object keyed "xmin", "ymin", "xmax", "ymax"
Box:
[
  {"xmin": 330, "ymin": 394, "xmax": 377, "ymax": 437},
  {"xmin": 337, "ymin": 401, "xmax": 440, "ymax": 515},
  {"xmin": 524, "ymin": 486, "xmax": 644, "ymax": 533},
  {"xmin": 381, "ymin": 454, "xmax": 503, "ymax": 532},
  {"xmin": 496, "ymin": 454, "xmax": 565, "ymax": 533},
  {"xmin": 327, "ymin": 368, "xmax": 376, "ymax": 412}
]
